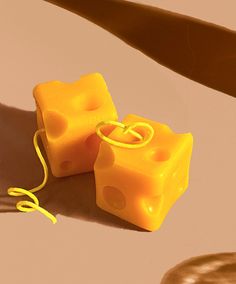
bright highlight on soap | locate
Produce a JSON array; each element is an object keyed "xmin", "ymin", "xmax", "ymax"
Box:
[{"xmin": 7, "ymin": 73, "xmax": 193, "ymax": 231}]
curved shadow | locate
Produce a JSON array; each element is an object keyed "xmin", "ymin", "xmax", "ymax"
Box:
[
  {"xmin": 0, "ymin": 103, "xmax": 144, "ymax": 231},
  {"xmin": 45, "ymin": 0, "xmax": 236, "ymax": 98},
  {"xmin": 160, "ymin": 252, "xmax": 236, "ymax": 283}
]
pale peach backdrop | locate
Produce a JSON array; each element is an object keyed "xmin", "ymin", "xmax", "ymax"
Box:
[{"xmin": 0, "ymin": 1, "xmax": 235, "ymax": 283}]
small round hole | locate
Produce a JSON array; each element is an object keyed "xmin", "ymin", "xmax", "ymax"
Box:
[
  {"xmin": 60, "ymin": 160, "xmax": 72, "ymax": 171},
  {"xmin": 71, "ymin": 91, "xmax": 104, "ymax": 112},
  {"xmin": 85, "ymin": 97, "xmax": 103, "ymax": 111},
  {"xmin": 151, "ymin": 148, "xmax": 171, "ymax": 162}
]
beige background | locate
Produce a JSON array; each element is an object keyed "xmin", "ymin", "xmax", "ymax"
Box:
[{"xmin": 0, "ymin": 1, "xmax": 236, "ymax": 283}]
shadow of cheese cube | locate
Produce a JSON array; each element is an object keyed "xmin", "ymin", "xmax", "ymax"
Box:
[
  {"xmin": 33, "ymin": 73, "xmax": 118, "ymax": 177},
  {"xmin": 94, "ymin": 114, "xmax": 193, "ymax": 231}
]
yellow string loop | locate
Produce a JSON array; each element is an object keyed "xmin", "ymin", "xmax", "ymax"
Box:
[
  {"xmin": 7, "ymin": 129, "xmax": 57, "ymax": 224},
  {"xmin": 8, "ymin": 188, "xmax": 57, "ymax": 224},
  {"xmin": 96, "ymin": 120, "xmax": 154, "ymax": 149}
]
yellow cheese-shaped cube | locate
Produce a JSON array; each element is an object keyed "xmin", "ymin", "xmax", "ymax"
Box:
[
  {"xmin": 94, "ymin": 114, "xmax": 193, "ymax": 231},
  {"xmin": 33, "ymin": 73, "xmax": 118, "ymax": 177}
]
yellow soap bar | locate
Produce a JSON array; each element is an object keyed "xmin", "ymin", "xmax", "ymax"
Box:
[
  {"xmin": 33, "ymin": 73, "xmax": 118, "ymax": 177},
  {"xmin": 94, "ymin": 114, "xmax": 193, "ymax": 231}
]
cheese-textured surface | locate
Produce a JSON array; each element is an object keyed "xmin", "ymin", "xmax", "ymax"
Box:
[
  {"xmin": 94, "ymin": 114, "xmax": 193, "ymax": 231},
  {"xmin": 33, "ymin": 73, "xmax": 118, "ymax": 177}
]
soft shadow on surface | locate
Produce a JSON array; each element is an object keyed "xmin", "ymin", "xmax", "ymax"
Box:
[
  {"xmin": 160, "ymin": 252, "xmax": 236, "ymax": 283},
  {"xmin": 45, "ymin": 0, "xmax": 236, "ymax": 98},
  {"xmin": 0, "ymin": 103, "xmax": 144, "ymax": 231}
]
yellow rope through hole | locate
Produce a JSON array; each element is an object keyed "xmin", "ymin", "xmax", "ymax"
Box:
[
  {"xmin": 7, "ymin": 129, "xmax": 57, "ymax": 224},
  {"xmin": 96, "ymin": 120, "xmax": 154, "ymax": 149}
]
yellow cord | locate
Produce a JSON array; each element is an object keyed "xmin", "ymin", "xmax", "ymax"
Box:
[
  {"xmin": 7, "ymin": 129, "xmax": 57, "ymax": 224},
  {"xmin": 96, "ymin": 120, "xmax": 154, "ymax": 149},
  {"xmin": 6, "ymin": 120, "xmax": 153, "ymax": 223}
]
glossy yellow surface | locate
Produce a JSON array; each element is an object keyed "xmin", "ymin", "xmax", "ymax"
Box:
[
  {"xmin": 33, "ymin": 73, "xmax": 118, "ymax": 177},
  {"xmin": 94, "ymin": 114, "xmax": 193, "ymax": 231}
]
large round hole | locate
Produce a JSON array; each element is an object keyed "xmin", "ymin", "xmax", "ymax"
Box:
[
  {"xmin": 43, "ymin": 110, "xmax": 68, "ymax": 139},
  {"xmin": 103, "ymin": 186, "xmax": 126, "ymax": 210}
]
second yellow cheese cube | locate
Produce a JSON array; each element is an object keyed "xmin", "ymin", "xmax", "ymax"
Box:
[
  {"xmin": 33, "ymin": 73, "xmax": 118, "ymax": 177},
  {"xmin": 94, "ymin": 114, "xmax": 193, "ymax": 231}
]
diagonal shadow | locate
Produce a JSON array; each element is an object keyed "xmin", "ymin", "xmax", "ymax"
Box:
[
  {"xmin": 0, "ymin": 103, "xmax": 144, "ymax": 231},
  {"xmin": 45, "ymin": 0, "xmax": 236, "ymax": 98}
]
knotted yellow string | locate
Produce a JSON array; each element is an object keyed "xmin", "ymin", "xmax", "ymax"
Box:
[
  {"xmin": 7, "ymin": 129, "xmax": 57, "ymax": 224},
  {"xmin": 96, "ymin": 120, "xmax": 154, "ymax": 148}
]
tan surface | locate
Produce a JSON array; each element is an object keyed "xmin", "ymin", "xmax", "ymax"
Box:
[{"xmin": 0, "ymin": 1, "xmax": 235, "ymax": 283}]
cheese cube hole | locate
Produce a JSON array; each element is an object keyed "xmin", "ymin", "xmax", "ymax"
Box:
[
  {"xmin": 94, "ymin": 114, "xmax": 193, "ymax": 231},
  {"xmin": 70, "ymin": 94, "xmax": 87, "ymax": 111},
  {"xmin": 103, "ymin": 186, "xmax": 126, "ymax": 210},
  {"xmin": 71, "ymin": 90, "xmax": 104, "ymax": 112},
  {"xmin": 43, "ymin": 110, "xmax": 68, "ymax": 139},
  {"xmin": 84, "ymin": 90, "xmax": 104, "ymax": 111},
  {"xmin": 85, "ymin": 100, "xmax": 102, "ymax": 111},
  {"xmin": 60, "ymin": 160, "xmax": 72, "ymax": 171},
  {"xmin": 33, "ymin": 73, "xmax": 118, "ymax": 176},
  {"xmin": 150, "ymin": 148, "xmax": 171, "ymax": 162}
]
